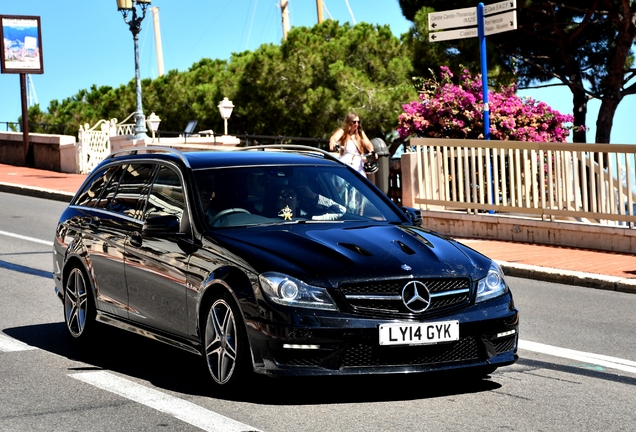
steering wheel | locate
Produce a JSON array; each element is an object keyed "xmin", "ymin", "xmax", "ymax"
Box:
[{"xmin": 208, "ymin": 208, "xmax": 250, "ymax": 227}]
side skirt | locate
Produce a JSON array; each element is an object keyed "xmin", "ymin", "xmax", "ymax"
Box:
[{"xmin": 96, "ymin": 312, "xmax": 202, "ymax": 356}]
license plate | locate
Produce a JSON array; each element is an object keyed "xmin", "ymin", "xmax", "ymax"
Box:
[{"xmin": 378, "ymin": 320, "xmax": 459, "ymax": 346}]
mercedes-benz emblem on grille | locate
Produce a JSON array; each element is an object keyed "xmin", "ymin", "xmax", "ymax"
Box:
[{"xmin": 402, "ymin": 281, "xmax": 431, "ymax": 313}]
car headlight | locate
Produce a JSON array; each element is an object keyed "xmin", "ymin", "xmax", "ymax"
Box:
[
  {"xmin": 476, "ymin": 262, "xmax": 508, "ymax": 303},
  {"xmin": 259, "ymin": 272, "xmax": 338, "ymax": 311}
]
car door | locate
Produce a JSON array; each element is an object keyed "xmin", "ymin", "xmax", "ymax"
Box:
[
  {"xmin": 71, "ymin": 163, "xmax": 131, "ymax": 319},
  {"xmin": 124, "ymin": 164, "xmax": 192, "ymax": 337}
]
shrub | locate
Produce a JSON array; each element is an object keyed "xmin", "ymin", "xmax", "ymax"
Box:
[{"xmin": 397, "ymin": 66, "xmax": 579, "ymax": 142}]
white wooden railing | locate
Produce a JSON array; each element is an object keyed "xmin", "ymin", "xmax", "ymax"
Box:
[
  {"xmin": 409, "ymin": 137, "xmax": 636, "ymax": 228},
  {"xmin": 77, "ymin": 114, "xmax": 135, "ymax": 174}
]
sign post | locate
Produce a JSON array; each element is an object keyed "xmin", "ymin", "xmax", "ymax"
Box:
[
  {"xmin": 0, "ymin": 15, "xmax": 44, "ymax": 166},
  {"xmin": 477, "ymin": 4, "xmax": 490, "ymax": 140},
  {"xmin": 428, "ymin": 1, "xmax": 517, "ymax": 211}
]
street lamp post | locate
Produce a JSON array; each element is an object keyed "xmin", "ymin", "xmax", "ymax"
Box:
[
  {"xmin": 116, "ymin": 0, "xmax": 151, "ymax": 139},
  {"xmin": 217, "ymin": 97, "xmax": 235, "ymax": 136}
]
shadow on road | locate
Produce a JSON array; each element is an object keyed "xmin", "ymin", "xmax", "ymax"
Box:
[{"xmin": 4, "ymin": 322, "xmax": 502, "ymax": 404}]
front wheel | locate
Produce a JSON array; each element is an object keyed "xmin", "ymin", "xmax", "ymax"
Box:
[
  {"xmin": 202, "ymin": 292, "xmax": 250, "ymax": 387},
  {"xmin": 64, "ymin": 266, "xmax": 95, "ymax": 340}
]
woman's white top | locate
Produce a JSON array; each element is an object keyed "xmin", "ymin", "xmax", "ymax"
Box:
[{"xmin": 339, "ymin": 136, "xmax": 366, "ymax": 177}]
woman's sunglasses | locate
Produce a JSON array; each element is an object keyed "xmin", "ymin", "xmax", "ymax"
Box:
[{"xmin": 352, "ymin": 120, "xmax": 360, "ymax": 124}]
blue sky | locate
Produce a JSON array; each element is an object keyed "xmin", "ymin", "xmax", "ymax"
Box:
[{"xmin": 1, "ymin": 0, "xmax": 634, "ymax": 144}]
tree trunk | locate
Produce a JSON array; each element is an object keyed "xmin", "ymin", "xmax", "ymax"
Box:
[
  {"xmin": 594, "ymin": 1, "xmax": 635, "ymax": 144},
  {"xmin": 595, "ymin": 94, "xmax": 621, "ymax": 144},
  {"xmin": 570, "ymin": 82, "xmax": 588, "ymax": 143}
]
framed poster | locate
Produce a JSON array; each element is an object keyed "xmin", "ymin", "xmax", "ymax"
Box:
[{"xmin": 0, "ymin": 15, "xmax": 44, "ymax": 74}]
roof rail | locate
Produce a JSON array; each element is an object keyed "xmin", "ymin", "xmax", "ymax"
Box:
[
  {"xmin": 237, "ymin": 144, "xmax": 341, "ymax": 164},
  {"xmin": 105, "ymin": 146, "xmax": 191, "ymax": 168}
]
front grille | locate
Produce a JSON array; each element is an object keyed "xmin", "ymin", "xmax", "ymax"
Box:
[
  {"xmin": 341, "ymin": 336, "xmax": 480, "ymax": 367},
  {"xmin": 339, "ymin": 278, "xmax": 471, "ymax": 317},
  {"xmin": 273, "ymin": 349, "xmax": 326, "ymax": 367},
  {"xmin": 273, "ymin": 336, "xmax": 481, "ymax": 369}
]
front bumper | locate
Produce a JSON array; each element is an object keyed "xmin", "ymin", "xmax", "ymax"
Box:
[{"xmin": 247, "ymin": 292, "xmax": 519, "ymax": 377}]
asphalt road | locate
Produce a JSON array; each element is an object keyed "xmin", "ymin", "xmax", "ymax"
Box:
[{"xmin": 1, "ymin": 192, "xmax": 635, "ymax": 431}]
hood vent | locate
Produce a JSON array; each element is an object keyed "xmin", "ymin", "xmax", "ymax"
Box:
[
  {"xmin": 395, "ymin": 240, "xmax": 416, "ymax": 255},
  {"xmin": 338, "ymin": 243, "xmax": 373, "ymax": 256}
]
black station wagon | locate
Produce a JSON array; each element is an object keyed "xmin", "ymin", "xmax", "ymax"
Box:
[{"xmin": 53, "ymin": 146, "xmax": 519, "ymax": 389}]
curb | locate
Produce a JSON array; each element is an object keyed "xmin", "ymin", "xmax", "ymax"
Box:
[
  {"xmin": 0, "ymin": 183, "xmax": 74, "ymax": 203},
  {"xmin": 497, "ymin": 261, "xmax": 636, "ymax": 295}
]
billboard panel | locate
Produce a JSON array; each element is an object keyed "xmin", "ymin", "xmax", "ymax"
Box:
[{"xmin": 0, "ymin": 15, "xmax": 44, "ymax": 74}]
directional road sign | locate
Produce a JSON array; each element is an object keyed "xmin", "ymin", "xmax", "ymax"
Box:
[
  {"xmin": 428, "ymin": 7, "xmax": 476, "ymax": 31},
  {"xmin": 484, "ymin": 0, "xmax": 516, "ymax": 16},
  {"xmin": 428, "ymin": 0, "xmax": 517, "ymax": 43},
  {"xmin": 427, "ymin": 0, "xmax": 516, "ymax": 32},
  {"xmin": 429, "ymin": 27, "xmax": 478, "ymax": 43},
  {"xmin": 484, "ymin": 10, "xmax": 517, "ymax": 36}
]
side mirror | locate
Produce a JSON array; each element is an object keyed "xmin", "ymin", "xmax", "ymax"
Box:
[
  {"xmin": 401, "ymin": 206, "xmax": 422, "ymax": 226},
  {"xmin": 142, "ymin": 214, "xmax": 180, "ymax": 236}
]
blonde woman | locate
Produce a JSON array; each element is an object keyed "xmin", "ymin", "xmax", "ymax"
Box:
[{"xmin": 329, "ymin": 113, "xmax": 376, "ymax": 177}]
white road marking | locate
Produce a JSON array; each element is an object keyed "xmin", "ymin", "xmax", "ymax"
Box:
[
  {"xmin": 0, "ymin": 229, "xmax": 53, "ymax": 246},
  {"xmin": 70, "ymin": 371, "xmax": 260, "ymax": 432},
  {"xmin": 519, "ymin": 339, "xmax": 636, "ymax": 374},
  {"xmin": 0, "ymin": 333, "xmax": 37, "ymax": 352}
]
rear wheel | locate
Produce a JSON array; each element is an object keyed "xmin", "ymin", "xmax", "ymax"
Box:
[
  {"xmin": 64, "ymin": 266, "xmax": 95, "ymax": 340},
  {"xmin": 202, "ymin": 292, "xmax": 250, "ymax": 387}
]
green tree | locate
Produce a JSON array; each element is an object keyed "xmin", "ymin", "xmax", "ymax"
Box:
[
  {"xmin": 398, "ymin": 0, "xmax": 636, "ymax": 144},
  {"xmin": 228, "ymin": 20, "xmax": 416, "ymax": 140},
  {"xmin": 32, "ymin": 20, "xmax": 416, "ymax": 142}
]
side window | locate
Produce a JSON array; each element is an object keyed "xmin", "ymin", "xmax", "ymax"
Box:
[
  {"xmin": 108, "ymin": 164, "xmax": 156, "ymax": 219},
  {"xmin": 326, "ymin": 172, "xmax": 384, "ymax": 219},
  {"xmin": 74, "ymin": 165, "xmax": 120, "ymax": 208},
  {"xmin": 145, "ymin": 165, "xmax": 185, "ymax": 220}
]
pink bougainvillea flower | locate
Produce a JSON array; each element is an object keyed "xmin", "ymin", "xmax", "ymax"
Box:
[{"xmin": 397, "ymin": 67, "xmax": 581, "ymax": 142}]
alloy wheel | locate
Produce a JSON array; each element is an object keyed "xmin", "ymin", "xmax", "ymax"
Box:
[
  {"xmin": 64, "ymin": 267, "xmax": 89, "ymax": 338},
  {"xmin": 204, "ymin": 298, "xmax": 238, "ymax": 385}
]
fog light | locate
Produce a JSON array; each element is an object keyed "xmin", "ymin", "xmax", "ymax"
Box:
[
  {"xmin": 283, "ymin": 344, "xmax": 320, "ymax": 350},
  {"xmin": 496, "ymin": 329, "xmax": 516, "ymax": 338}
]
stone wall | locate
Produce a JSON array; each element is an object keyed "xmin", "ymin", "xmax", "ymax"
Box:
[{"xmin": 0, "ymin": 132, "xmax": 78, "ymax": 173}]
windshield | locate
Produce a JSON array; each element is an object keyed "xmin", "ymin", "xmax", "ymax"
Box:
[{"xmin": 193, "ymin": 165, "xmax": 404, "ymax": 229}]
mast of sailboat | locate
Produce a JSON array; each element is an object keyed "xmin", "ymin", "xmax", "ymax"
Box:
[
  {"xmin": 150, "ymin": 7, "xmax": 164, "ymax": 76},
  {"xmin": 26, "ymin": 75, "xmax": 38, "ymax": 107},
  {"xmin": 316, "ymin": 0, "xmax": 324, "ymax": 23},
  {"xmin": 281, "ymin": 0, "xmax": 290, "ymax": 39}
]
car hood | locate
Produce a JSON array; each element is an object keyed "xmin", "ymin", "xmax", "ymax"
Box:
[{"xmin": 209, "ymin": 224, "xmax": 491, "ymax": 286}]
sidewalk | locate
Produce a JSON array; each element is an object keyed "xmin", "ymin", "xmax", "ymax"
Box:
[{"xmin": 1, "ymin": 163, "xmax": 635, "ymax": 293}]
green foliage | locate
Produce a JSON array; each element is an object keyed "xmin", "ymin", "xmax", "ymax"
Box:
[{"xmin": 31, "ymin": 21, "xmax": 417, "ymax": 141}]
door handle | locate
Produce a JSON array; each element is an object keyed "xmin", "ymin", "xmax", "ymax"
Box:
[
  {"xmin": 129, "ymin": 231, "xmax": 143, "ymax": 248},
  {"xmin": 88, "ymin": 217, "xmax": 100, "ymax": 230}
]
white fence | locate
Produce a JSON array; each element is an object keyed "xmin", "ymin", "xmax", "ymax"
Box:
[
  {"xmin": 77, "ymin": 114, "xmax": 135, "ymax": 174},
  {"xmin": 409, "ymin": 138, "xmax": 636, "ymax": 228}
]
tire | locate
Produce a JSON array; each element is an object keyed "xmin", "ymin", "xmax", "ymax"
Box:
[
  {"xmin": 202, "ymin": 292, "xmax": 250, "ymax": 388},
  {"xmin": 64, "ymin": 266, "xmax": 96, "ymax": 340}
]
